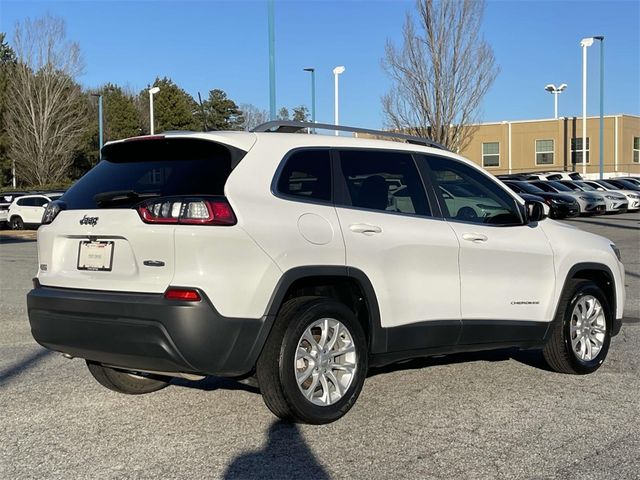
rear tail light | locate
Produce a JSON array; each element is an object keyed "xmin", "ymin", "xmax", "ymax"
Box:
[
  {"xmin": 136, "ymin": 197, "xmax": 236, "ymax": 225},
  {"xmin": 164, "ymin": 288, "xmax": 201, "ymax": 301}
]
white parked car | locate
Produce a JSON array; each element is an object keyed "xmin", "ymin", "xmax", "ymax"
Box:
[
  {"xmin": 578, "ymin": 180, "xmax": 640, "ymax": 212},
  {"xmin": 556, "ymin": 180, "xmax": 628, "ymax": 214},
  {"xmin": 27, "ymin": 122, "xmax": 625, "ymax": 424},
  {"xmin": 8, "ymin": 193, "xmax": 63, "ymax": 230}
]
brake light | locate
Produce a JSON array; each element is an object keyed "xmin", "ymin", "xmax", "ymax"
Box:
[
  {"xmin": 137, "ymin": 197, "xmax": 236, "ymax": 225},
  {"xmin": 164, "ymin": 288, "xmax": 201, "ymax": 301}
]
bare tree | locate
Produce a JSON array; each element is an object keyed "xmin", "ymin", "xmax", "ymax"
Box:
[
  {"xmin": 382, "ymin": 0, "xmax": 499, "ymax": 152},
  {"xmin": 240, "ymin": 103, "xmax": 269, "ymax": 131},
  {"xmin": 5, "ymin": 15, "xmax": 88, "ymax": 185}
]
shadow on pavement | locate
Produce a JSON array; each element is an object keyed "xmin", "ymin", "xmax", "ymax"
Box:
[
  {"xmin": 0, "ymin": 348, "xmax": 52, "ymax": 387},
  {"xmin": 0, "ymin": 236, "xmax": 37, "ymax": 244},
  {"xmin": 564, "ymin": 218, "xmax": 640, "ymax": 231},
  {"xmin": 223, "ymin": 420, "xmax": 329, "ymax": 480},
  {"xmin": 171, "ymin": 375, "xmax": 260, "ymax": 394},
  {"xmin": 367, "ymin": 347, "xmax": 552, "ymax": 379}
]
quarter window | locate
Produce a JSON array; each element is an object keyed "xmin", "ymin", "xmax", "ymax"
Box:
[
  {"xmin": 535, "ymin": 139, "xmax": 554, "ymax": 165},
  {"xmin": 571, "ymin": 137, "xmax": 590, "ymax": 164},
  {"xmin": 634, "ymin": 137, "xmax": 639, "ymax": 163},
  {"xmin": 276, "ymin": 149, "xmax": 332, "ymax": 202},
  {"xmin": 482, "ymin": 142, "xmax": 500, "ymax": 167},
  {"xmin": 336, "ymin": 150, "xmax": 430, "ymax": 216},
  {"xmin": 425, "ymin": 156, "xmax": 522, "ymax": 226}
]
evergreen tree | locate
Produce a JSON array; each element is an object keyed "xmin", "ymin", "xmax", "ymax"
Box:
[
  {"xmin": 102, "ymin": 83, "xmax": 140, "ymax": 141},
  {"xmin": 202, "ymin": 89, "xmax": 244, "ymax": 130},
  {"xmin": 138, "ymin": 77, "xmax": 199, "ymax": 134},
  {"xmin": 292, "ymin": 105, "xmax": 310, "ymax": 122},
  {"xmin": 277, "ymin": 107, "xmax": 290, "ymax": 121},
  {"xmin": 0, "ymin": 33, "xmax": 17, "ymax": 186}
]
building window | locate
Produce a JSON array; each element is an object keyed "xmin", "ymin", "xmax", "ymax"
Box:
[
  {"xmin": 634, "ymin": 137, "xmax": 640, "ymax": 163},
  {"xmin": 535, "ymin": 139, "xmax": 554, "ymax": 165},
  {"xmin": 571, "ymin": 137, "xmax": 590, "ymax": 164},
  {"xmin": 482, "ymin": 142, "xmax": 499, "ymax": 167}
]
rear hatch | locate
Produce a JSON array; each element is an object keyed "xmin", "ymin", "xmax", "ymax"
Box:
[{"xmin": 37, "ymin": 135, "xmax": 250, "ymax": 293}]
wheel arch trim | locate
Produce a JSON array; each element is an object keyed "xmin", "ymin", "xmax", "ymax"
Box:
[
  {"xmin": 553, "ymin": 262, "xmax": 619, "ymax": 334},
  {"xmin": 263, "ymin": 266, "xmax": 386, "ymax": 353}
]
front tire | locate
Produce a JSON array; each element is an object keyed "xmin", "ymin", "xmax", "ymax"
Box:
[
  {"xmin": 543, "ymin": 280, "xmax": 611, "ymax": 374},
  {"xmin": 256, "ymin": 297, "xmax": 368, "ymax": 424},
  {"xmin": 86, "ymin": 361, "xmax": 170, "ymax": 394}
]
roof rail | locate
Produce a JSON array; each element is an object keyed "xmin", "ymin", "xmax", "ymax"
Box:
[{"xmin": 251, "ymin": 121, "xmax": 448, "ymax": 150}]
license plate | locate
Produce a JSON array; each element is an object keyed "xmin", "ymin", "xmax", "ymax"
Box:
[{"xmin": 77, "ymin": 241, "xmax": 114, "ymax": 271}]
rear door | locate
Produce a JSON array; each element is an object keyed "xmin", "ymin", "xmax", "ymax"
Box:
[
  {"xmin": 37, "ymin": 137, "xmax": 243, "ymax": 293},
  {"xmin": 421, "ymin": 155, "xmax": 555, "ymax": 344},
  {"xmin": 333, "ymin": 149, "xmax": 461, "ymax": 351}
]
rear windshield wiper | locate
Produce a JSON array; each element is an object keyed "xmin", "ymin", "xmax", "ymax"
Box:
[{"xmin": 94, "ymin": 190, "xmax": 160, "ymax": 206}]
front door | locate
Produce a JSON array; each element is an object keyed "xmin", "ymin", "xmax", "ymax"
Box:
[{"xmin": 422, "ymin": 155, "xmax": 556, "ymax": 345}]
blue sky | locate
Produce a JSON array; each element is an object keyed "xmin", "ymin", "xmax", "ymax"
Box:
[{"xmin": 1, "ymin": 0, "xmax": 639, "ymax": 129}]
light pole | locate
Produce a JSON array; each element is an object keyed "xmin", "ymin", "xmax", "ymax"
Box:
[
  {"xmin": 91, "ymin": 93, "xmax": 104, "ymax": 160},
  {"xmin": 544, "ymin": 83, "xmax": 567, "ymax": 119},
  {"xmin": 594, "ymin": 36, "xmax": 604, "ymax": 179},
  {"xmin": 580, "ymin": 37, "xmax": 594, "ymax": 176},
  {"xmin": 303, "ymin": 67, "xmax": 316, "ymax": 129},
  {"xmin": 148, "ymin": 86, "xmax": 160, "ymax": 135},
  {"xmin": 268, "ymin": 0, "xmax": 276, "ymax": 120},
  {"xmin": 333, "ymin": 66, "xmax": 345, "ymax": 135}
]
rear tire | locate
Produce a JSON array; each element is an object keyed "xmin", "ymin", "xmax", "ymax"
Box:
[
  {"xmin": 543, "ymin": 280, "xmax": 611, "ymax": 374},
  {"xmin": 86, "ymin": 361, "xmax": 170, "ymax": 394},
  {"xmin": 256, "ymin": 297, "xmax": 368, "ymax": 424},
  {"xmin": 10, "ymin": 216, "xmax": 24, "ymax": 230}
]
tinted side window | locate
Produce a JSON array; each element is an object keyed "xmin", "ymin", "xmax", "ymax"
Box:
[
  {"xmin": 19, "ymin": 198, "xmax": 37, "ymax": 206},
  {"xmin": 33, "ymin": 197, "xmax": 49, "ymax": 207},
  {"xmin": 425, "ymin": 156, "xmax": 522, "ymax": 225},
  {"xmin": 337, "ymin": 150, "xmax": 430, "ymax": 216},
  {"xmin": 276, "ymin": 149, "xmax": 331, "ymax": 202}
]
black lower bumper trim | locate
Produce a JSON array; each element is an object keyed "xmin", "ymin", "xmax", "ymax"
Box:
[{"xmin": 27, "ymin": 286, "xmax": 271, "ymax": 377}]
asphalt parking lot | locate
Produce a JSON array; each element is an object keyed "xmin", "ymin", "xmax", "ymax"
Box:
[{"xmin": 1, "ymin": 213, "xmax": 639, "ymax": 479}]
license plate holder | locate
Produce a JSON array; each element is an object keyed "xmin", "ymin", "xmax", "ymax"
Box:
[{"xmin": 77, "ymin": 241, "xmax": 114, "ymax": 271}]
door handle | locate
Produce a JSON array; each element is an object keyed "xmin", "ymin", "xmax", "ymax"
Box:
[
  {"xmin": 349, "ymin": 223, "xmax": 382, "ymax": 235},
  {"xmin": 462, "ymin": 232, "xmax": 488, "ymax": 243}
]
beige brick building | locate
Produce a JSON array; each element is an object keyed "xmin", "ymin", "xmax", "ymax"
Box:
[{"xmin": 458, "ymin": 114, "xmax": 640, "ymax": 177}]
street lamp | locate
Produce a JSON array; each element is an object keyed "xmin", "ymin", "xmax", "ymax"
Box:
[
  {"xmin": 544, "ymin": 83, "xmax": 567, "ymax": 119},
  {"xmin": 593, "ymin": 36, "xmax": 605, "ymax": 179},
  {"xmin": 303, "ymin": 67, "xmax": 316, "ymax": 130},
  {"xmin": 580, "ymin": 37, "xmax": 594, "ymax": 176},
  {"xmin": 333, "ymin": 66, "xmax": 345, "ymax": 135},
  {"xmin": 91, "ymin": 93, "xmax": 104, "ymax": 160},
  {"xmin": 148, "ymin": 86, "xmax": 160, "ymax": 135}
]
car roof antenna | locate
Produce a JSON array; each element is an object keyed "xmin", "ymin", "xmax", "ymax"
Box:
[{"xmin": 197, "ymin": 92, "xmax": 209, "ymax": 132}]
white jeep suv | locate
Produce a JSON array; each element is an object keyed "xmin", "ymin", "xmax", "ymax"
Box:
[
  {"xmin": 8, "ymin": 193, "xmax": 63, "ymax": 229},
  {"xmin": 27, "ymin": 122, "xmax": 625, "ymax": 424}
]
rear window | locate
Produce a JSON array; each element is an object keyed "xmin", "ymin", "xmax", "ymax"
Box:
[
  {"xmin": 61, "ymin": 138, "xmax": 244, "ymax": 209},
  {"xmin": 276, "ymin": 149, "xmax": 331, "ymax": 202}
]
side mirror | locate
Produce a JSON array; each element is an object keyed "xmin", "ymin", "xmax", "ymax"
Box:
[
  {"xmin": 597, "ymin": 187, "xmax": 605, "ymax": 191},
  {"xmin": 525, "ymin": 200, "xmax": 547, "ymax": 223},
  {"xmin": 42, "ymin": 203, "xmax": 49, "ymax": 208}
]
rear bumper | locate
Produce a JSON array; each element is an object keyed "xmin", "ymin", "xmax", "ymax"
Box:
[{"xmin": 27, "ymin": 284, "xmax": 272, "ymax": 377}]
